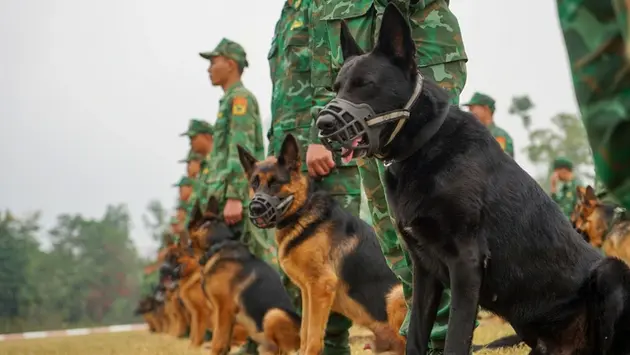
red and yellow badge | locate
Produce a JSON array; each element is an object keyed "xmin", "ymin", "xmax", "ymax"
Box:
[
  {"xmin": 495, "ymin": 136, "xmax": 507, "ymax": 151},
  {"xmin": 232, "ymin": 96, "xmax": 248, "ymax": 116}
]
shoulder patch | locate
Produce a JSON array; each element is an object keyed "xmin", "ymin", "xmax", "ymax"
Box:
[
  {"xmin": 495, "ymin": 136, "xmax": 507, "ymax": 151},
  {"xmin": 232, "ymin": 96, "xmax": 248, "ymax": 116}
]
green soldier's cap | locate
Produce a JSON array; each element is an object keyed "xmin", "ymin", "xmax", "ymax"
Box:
[
  {"xmin": 552, "ymin": 157, "xmax": 574, "ymax": 170},
  {"xmin": 180, "ymin": 119, "xmax": 213, "ymax": 137},
  {"xmin": 178, "ymin": 151, "xmax": 203, "ymax": 163},
  {"xmin": 199, "ymin": 38, "xmax": 249, "ymax": 69},
  {"xmin": 173, "ymin": 176, "xmax": 194, "ymax": 187},
  {"xmin": 169, "ymin": 216, "xmax": 178, "ymax": 225},
  {"xmin": 176, "ymin": 200, "xmax": 188, "ymax": 210},
  {"xmin": 464, "ymin": 92, "xmax": 496, "ymax": 114}
]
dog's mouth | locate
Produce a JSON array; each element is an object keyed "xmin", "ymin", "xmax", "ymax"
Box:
[{"xmin": 340, "ymin": 137, "xmax": 367, "ymax": 164}]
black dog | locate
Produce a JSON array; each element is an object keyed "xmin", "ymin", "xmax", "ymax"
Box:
[{"xmin": 315, "ymin": 4, "xmax": 630, "ymax": 355}]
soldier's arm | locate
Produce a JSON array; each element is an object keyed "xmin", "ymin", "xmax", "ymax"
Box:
[
  {"xmin": 505, "ymin": 134, "xmax": 514, "ymax": 158},
  {"xmin": 225, "ymin": 94, "xmax": 259, "ymax": 202}
]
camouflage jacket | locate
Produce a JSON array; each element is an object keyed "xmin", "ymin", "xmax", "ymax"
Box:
[
  {"xmin": 488, "ymin": 122, "xmax": 514, "ymax": 158},
  {"xmin": 268, "ymin": 0, "xmax": 313, "ymax": 162},
  {"xmin": 185, "ymin": 154, "xmax": 211, "ymax": 225},
  {"xmin": 307, "ymin": 0, "xmax": 468, "ymax": 150},
  {"xmin": 205, "ymin": 81, "xmax": 265, "ymax": 208},
  {"xmin": 552, "ymin": 177, "xmax": 584, "ymax": 218}
]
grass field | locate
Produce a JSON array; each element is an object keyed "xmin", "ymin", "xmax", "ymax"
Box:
[{"xmin": 0, "ymin": 322, "xmax": 529, "ymax": 355}]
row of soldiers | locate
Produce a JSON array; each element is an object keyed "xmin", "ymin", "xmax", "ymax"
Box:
[{"xmin": 146, "ymin": 0, "xmax": 630, "ymax": 353}]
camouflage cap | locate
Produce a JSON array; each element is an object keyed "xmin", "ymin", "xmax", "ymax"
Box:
[
  {"xmin": 173, "ymin": 176, "xmax": 194, "ymax": 187},
  {"xmin": 178, "ymin": 150, "xmax": 203, "ymax": 163},
  {"xmin": 199, "ymin": 38, "xmax": 249, "ymax": 69},
  {"xmin": 180, "ymin": 119, "xmax": 213, "ymax": 137},
  {"xmin": 552, "ymin": 156, "xmax": 574, "ymax": 170},
  {"xmin": 464, "ymin": 92, "xmax": 496, "ymax": 113}
]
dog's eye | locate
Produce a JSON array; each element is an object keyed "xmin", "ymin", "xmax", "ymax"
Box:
[
  {"xmin": 351, "ymin": 78, "xmax": 373, "ymax": 88},
  {"xmin": 251, "ymin": 176, "xmax": 260, "ymax": 189}
]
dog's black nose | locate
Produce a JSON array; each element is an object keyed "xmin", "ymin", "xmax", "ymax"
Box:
[
  {"xmin": 316, "ymin": 113, "xmax": 336, "ymax": 133},
  {"xmin": 249, "ymin": 202, "xmax": 266, "ymax": 216}
]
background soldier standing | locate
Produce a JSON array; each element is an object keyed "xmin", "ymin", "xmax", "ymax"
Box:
[
  {"xmin": 268, "ymin": 1, "xmax": 355, "ymax": 354},
  {"xmin": 464, "ymin": 92, "xmax": 514, "ymax": 157},
  {"xmin": 173, "ymin": 176, "xmax": 194, "ymax": 203},
  {"xmin": 305, "ymin": 0, "xmax": 470, "ymax": 351},
  {"xmin": 550, "ymin": 157, "xmax": 583, "ymax": 219},
  {"xmin": 180, "ymin": 119, "xmax": 214, "ymax": 227},
  {"xmin": 179, "ymin": 150, "xmax": 203, "ymax": 178},
  {"xmin": 199, "ymin": 38, "xmax": 270, "ymax": 355},
  {"xmin": 556, "ymin": 0, "xmax": 630, "ymax": 210}
]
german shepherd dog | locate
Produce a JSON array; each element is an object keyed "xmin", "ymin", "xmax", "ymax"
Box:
[
  {"xmin": 192, "ymin": 197, "xmax": 301, "ymax": 355},
  {"xmin": 315, "ymin": 4, "xmax": 630, "ymax": 354},
  {"xmin": 135, "ymin": 290, "xmax": 164, "ymax": 333},
  {"xmin": 162, "ymin": 232, "xmax": 215, "ymax": 347},
  {"xmin": 237, "ymin": 134, "xmax": 407, "ymax": 355},
  {"xmin": 573, "ymin": 186, "xmax": 630, "ymax": 265}
]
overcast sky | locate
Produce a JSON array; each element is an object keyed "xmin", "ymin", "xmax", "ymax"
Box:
[{"xmin": 0, "ymin": 0, "xmax": 579, "ymax": 256}]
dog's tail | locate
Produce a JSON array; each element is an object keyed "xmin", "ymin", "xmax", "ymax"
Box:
[
  {"xmin": 471, "ymin": 334, "xmax": 522, "ymax": 352},
  {"xmin": 583, "ymin": 257, "xmax": 630, "ymax": 353}
]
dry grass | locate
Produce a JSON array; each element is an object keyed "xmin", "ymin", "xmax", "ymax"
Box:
[{"xmin": 0, "ymin": 322, "xmax": 529, "ymax": 355}]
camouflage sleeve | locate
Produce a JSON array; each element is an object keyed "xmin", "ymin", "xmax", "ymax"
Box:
[
  {"xmin": 505, "ymin": 134, "xmax": 514, "ymax": 158},
  {"xmin": 225, "ymin": 94, "xmax": 258, "ymax": 201}
]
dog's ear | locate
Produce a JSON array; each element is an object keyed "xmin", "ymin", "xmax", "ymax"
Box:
[
  {"xmin": 575, "ymin": 186, "xmax": 585, "ymax": 200},
  {"xmin": 374, "ymin": 3, "xmax": 415, "ymax": 71},
  {"xmin": 340, "ymin": 20, "xmax": 363, "ymax": 61},
  {"xmin": 206, "ymin": 196, "xmax": 220, "ymax": 216},
  {"xmin": 189, "ymin": 201, "xmax": 203, "ymax": 228},
  {"xmin": 584, "ymin": 185, "xmax": 597, "ymax": 202},
  {"xmin": 237, "ymin": 145, "xmax": 258, "ymax": 178},
  {"xmin": 278, "ymin": 134, "xmax": 301, "ymax": 171}
]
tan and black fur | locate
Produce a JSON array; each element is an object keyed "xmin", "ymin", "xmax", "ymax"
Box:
[
  {"xmin": 573, "ymin": 185, "xmax": 630, "ymax": 265},
  {"xmin": 191, "ymin": 198, "xmax": 301, "ymax": 355},
  {"xmin": 237, "ymin": 134, "xmax": 407, "ymax": 355}
]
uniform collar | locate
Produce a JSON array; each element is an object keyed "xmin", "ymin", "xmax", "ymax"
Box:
[{"xmin": 221, "ymin": 81, "xmax": 244, "ymax": 101}]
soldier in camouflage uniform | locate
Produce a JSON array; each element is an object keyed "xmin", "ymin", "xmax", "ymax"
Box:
[
  {"xmin": 174, "ymin": 176, "xmax": 194, "ymax": 203},
  {"xmin": 464, "ymin": 92, "xmax": 514, "ymax": 157},
  {"xmin": 305, "ymin": 0, "xmax": 470, "ymax": 351},
  {"xmin": 550, "ymin": 157, "xmax": 584, "ymax": 219},
  {"xmin": 268, "ymin": 1, "xmax": 355, "ymax": 354},
  {"xmin": 556, "ymin": 0, "xmax": 630, "ymax": 210},
  {"xmin": 180, "ymin": 119, "xmax": 214, "ymax": 228},
  {"xmin": 179, "ymin": 150, "xmax": 203, "ymax": 178},
  {"xmin": 199, "ymin": 38, "xmax": 271, "ymax": 355}
]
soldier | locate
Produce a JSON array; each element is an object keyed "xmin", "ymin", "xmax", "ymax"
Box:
[
  {"xmin": 267, "ymin": 1, "xmax": 354, "ymax": 354},
  {"xmin": 305, "ymin": 1, "xmax": 470, "ymax": 352},
  {"xmin": 464, "ymin": 92, "xmax": 514, "ymax": 158},
  {"xmin": 550, "ymin": 157, "xmax": 584, "ymax": 219},
  {"xmin": 173, "ymin": 176, "xmax": 194, "ymax": 203},
  {"xmin": 199, "ymin": 38, "xmax": 268, "ymax": 355},
  {"xmin": 180, "ymin": 119, "xmax": 214, "ymax": 227},
  {"xmin": 556, "ymin": 0, "xmax": 630, "ymax": 211},
  {"xmin": 179, "ymin": 150, "xmax": 203, "ymax": 178}
]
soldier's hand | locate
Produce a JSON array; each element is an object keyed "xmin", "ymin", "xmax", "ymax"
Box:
[
  {"xmin": 224, "ymin": 199, "xmax": 243, "ymax": 225},
  {"xmin": 306, "ymin": 144, "xmax": 335, "ymax": 177}
]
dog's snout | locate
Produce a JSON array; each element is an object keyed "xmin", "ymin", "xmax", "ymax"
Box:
[
  {"xmin": 316, "ymin": 114, "xmax": 336, "ymax": 133},
  {"xmin": 249, "ymin": 201, "xmax": 266, "ymax": 216}
]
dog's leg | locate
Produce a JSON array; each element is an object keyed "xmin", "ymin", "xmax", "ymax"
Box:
[
  {"xmin": 407, "ymin": 260, "xmax": 443, "ymax": 355},
  {"xmin": 443, "ymin": 244, "xmax": 482, "ymax": 355},
  {"xmin": 299, "ymin": 285, "xmax": 311, "ymax": 355},
  {"xmin": 304, "ymin": 272, "xmax": 338, "ymax": 355},
  {"xmin": 209, "ymin": 297, "xmax": 237, "ymax": 355}
]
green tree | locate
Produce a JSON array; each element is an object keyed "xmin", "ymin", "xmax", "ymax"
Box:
[
  {"xmin": 142, "ymin": 200, "xmax": 168, "ymax": 243},
  {"xmin": 509, "ymin": 95, "xmax": 593, "ymax": 190}
]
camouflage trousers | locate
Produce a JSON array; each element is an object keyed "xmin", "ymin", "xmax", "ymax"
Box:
[
  {"xmin": 357, "ymin": 60, "xmax": 470, "ymax": 346},
  {"xmin": 557, "ymin": 0, "xmax": 630, "ymax": 210}
]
